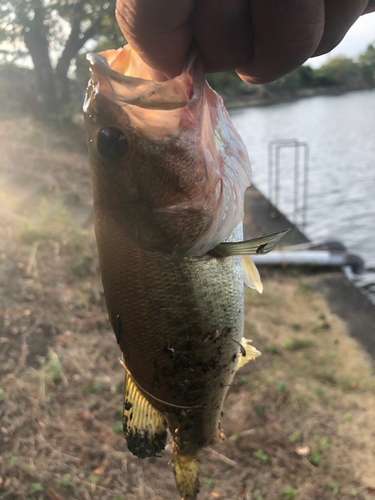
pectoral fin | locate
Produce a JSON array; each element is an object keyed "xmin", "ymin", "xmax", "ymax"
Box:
[
  {"xmin": 242, "ymin": 255, "xmax": 263, "ymax": 293},
  {"xmin": 236, "ymin": 338, "xmax": 261, "ymax": 371},
  {"xmin": 123, "ymin": 370, "xmax": 167, "ymax": 459},
  {"xmin": 208, "ymin": 229, "xmax": 290, "ymax": 258}
]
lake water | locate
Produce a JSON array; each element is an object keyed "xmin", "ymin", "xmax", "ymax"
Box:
[{"xmin": 230, "ymin": 89, "xmax": 375, "ymax": 300}]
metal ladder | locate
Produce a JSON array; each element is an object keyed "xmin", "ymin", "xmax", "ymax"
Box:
[{"xmin": 268, "ymin": 139, "xmax": 309, "ymax": 229}]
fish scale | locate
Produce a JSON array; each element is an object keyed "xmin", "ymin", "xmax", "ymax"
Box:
[{"xmin": 95, "ymin": 208, "xmax": 244, "ymax": 410}]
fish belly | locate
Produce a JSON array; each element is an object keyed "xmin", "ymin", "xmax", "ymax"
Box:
[{"xmin": 94, "ymin": 208, "xmax": 244, "ymax": 451}]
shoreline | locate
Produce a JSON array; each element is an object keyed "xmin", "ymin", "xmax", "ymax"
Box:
[{"xmin": 225, "ymin": 85, "xmax": 375, "ymax": 110}]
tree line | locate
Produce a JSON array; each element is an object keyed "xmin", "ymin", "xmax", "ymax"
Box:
[{"xmin": 207, "ymin": 45, "xmax": 375, "ymax": 102}]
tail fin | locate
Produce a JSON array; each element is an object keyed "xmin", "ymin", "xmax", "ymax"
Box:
[{"xmin": 172, "ymin": 452, "xmax": 200, "ymax": 500}]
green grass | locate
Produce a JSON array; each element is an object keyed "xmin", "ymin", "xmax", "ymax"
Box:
[
  {"xmin": 291, "ymin": 323, "xmax": 302, "ymax": 331},
  {"xmin": 19, "ymin": 197, "xmax": 84, "ymax": 247},
  {"xmin": 289, "ymin": 430, "xmax": 302, "ymax": 443},
  {"xmin": 60, "ymin": 475, "xmax": 74, "ymax": 488},
  {"xmin": 203, "ymin": 477, "xmax": 214, "ymax": 488},
  {"xmin": 282, "ymin": 487, "xmax": 298, "ymax": 499},
  {"xmin": 276, "ymin": 381, "xmax": 288, "ymax": 393},
  {"xmin": 70, "ymin": 254, "xmax": 93, "ymax": 277},
  {"xmin": 309, "ymin": 438, "xmax": 331, "ymax": 467},
  {"xmin": 28, "ymin": 483, "xmax": 44, "ymax": 494},
  {"xmin": 43, "ymin": 351, "xmax": 63, "ymax": 384},
  {"xmin": 253, "ymin": 405, "xmax": 265, "ymax": 416},
  {"xmin": 252, "ymin": 449, "xmax": 269, "ymax": 464},
  {"xmin": 283, "ymin": 339, "xmax": 315, "ymax": 351},
  {"xmin": 266, "ymin": 345, "xmax": 279, "ymax": 355},
  {"xmin": 327, "ymin": 481, "xmax": 339, "ymax": 494},
  {"xmin": 84, "ymin": 380, "xmax": 101, "ymax": 394},
  {"xmin": 113, "ymin": 421, "xmax": 123, "ymax": 433},
  {"xmin": 297, "ymin": 282, "xmax": 314, "ymax": 294}
]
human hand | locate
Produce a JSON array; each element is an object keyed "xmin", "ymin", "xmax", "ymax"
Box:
[{"xmin": 115, "ymin": 0, "xmax": 375, "ymax": 83}]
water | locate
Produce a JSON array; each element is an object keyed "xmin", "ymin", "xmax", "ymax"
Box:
[{"xmin": 230, "ymin": 89, "xmax": 375, "ymax": 301}]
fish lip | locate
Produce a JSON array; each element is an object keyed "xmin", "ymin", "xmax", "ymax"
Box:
[
  {"xmin": 86, "ymin": 52, "xmax": 154, "ymax": 88},
  {"xmin": 86, "ymin": 49, "xmax": 190, "ymax": 110}
]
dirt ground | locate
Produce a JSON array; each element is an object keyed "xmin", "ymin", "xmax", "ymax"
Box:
[{"xmin": 1, "ymin": 117, "xmax": 375, "ymax": 500}]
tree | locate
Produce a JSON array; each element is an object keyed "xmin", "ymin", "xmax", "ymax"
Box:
[
  {"xmin": 206, "ymin": 70, "xmax": 252, "ymax": 99},
  {"xmin": 0, "ymin": 0, "xmax": 125, "ymax": 118},
  {"xmin": 315, "ymin": 56, "xmax": 360, "ymax": 87},
  {"xmin": 358, "ymin": 43, "xmax": 375, "ymax": 87}
]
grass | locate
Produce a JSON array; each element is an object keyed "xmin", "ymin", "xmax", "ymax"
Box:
[
  {"xmin": 289, "ymin": 430, "xmax": 302, "ymax": 443},
  {"xmin": 1, "ymin": 117, "xmax": 375, "ymax": 500},
  {"xmin": 203, "ymin": 477, "xmax": 214, "ymax": 488},
  {"xmin": 309, "ymin": 437, "xmax": 331, "ymax": 467},
  {"xmin": 265, "ymin": 345, "xmax": 279, "ymax": 355},
  {"xmin": 19, "ymin": 197, "xmax": 84, "ymax": 247},
  {"xmin": 43, "ymin": 350, "xmax": 63, "ymax": 384},
  {"xmin": 252, "ymin": 449, "xmax": 269, "ymax": 464},
  {"xmin": 283, "ymin": 339, "xmax": 315, "ymax": 351},
  {"xmin": 327, "ymin": 481, "xmax": 339, "ymax": 494},
  {"xmin": 282, "ymin": 487, "xmax": 298, "ymax": 499},
  {"xmin": 60, "ymin": 475, "xmax": 75, "ymax": 488},
  {"xmin": 70, "ymin": 253, "xmax": 94, "ymax": 277},
  {"xmin": 113, "ymin": 421, "xmax": 123, "ymax": 434},
  {"xmin": 84, "ymin": 379, "xmax": 101, "ymax": 394},
  {"xmin": 28, "ymin": 483, "xmax": 44, "ymax": 494}
]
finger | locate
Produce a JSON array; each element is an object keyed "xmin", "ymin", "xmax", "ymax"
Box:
[
  {"xmin": 236, "ymin": 0, "xmax": 325, "ymax": 84},
  {"xmin": 193, "ymin": 0, "xmax": 253, "ymax": 73},
  {"xmin": 116, "ymin": 0, "xmax": 193, "ymax": 78},
  {"xmin": 363, "ymin": 0, "xmax": 375, "ymax": 13},
  {"xmin": 313, "ymin": 0, "xmax": 369, "ymax": 57}
]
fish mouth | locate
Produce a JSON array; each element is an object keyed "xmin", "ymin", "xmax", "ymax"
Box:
[{"xmin": 85, "ymin": 48, "xmax": 191, "ymax": 111}]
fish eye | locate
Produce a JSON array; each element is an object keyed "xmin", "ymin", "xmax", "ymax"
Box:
[{"xmin": 97, "ymin": 127, "xmax": 129, "ymax": 161}]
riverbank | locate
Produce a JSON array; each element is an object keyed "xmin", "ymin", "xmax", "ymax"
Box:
[
  {"xmin": 224, "ymin": 84, "xmax": 373, "ymax": 110},
  {"xmin": 1, "ymin": 117, "xmax": 375, "ymax": 499}
]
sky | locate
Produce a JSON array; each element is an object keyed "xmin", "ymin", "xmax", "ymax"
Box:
[{"xmin": 308, "ymin": 11, "xmax": 375, "ymax": 67}]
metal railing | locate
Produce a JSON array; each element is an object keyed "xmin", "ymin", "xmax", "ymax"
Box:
[{"xmin": 268, "ymin": 139, "xmax": 309, "ymax": 228}]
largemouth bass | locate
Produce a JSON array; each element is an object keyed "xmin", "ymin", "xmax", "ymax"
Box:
[{"xmin": 83, "ymin": 44, "xmax": 287, "ymax": 500}]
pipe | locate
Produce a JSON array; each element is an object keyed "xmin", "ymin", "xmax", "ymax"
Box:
[{"xmin": 252, "ymin": 251, "xmax": 364, "ymax": 274}]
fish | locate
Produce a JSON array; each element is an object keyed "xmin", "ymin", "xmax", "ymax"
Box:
[{"xmin": 83, "ymin": 44, "xmax": 288, "ymax": 500}]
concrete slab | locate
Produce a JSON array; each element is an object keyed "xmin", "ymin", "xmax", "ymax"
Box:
[{"xmin": 244, "ymin": 184, "xmax": 310, "ymax": 245}]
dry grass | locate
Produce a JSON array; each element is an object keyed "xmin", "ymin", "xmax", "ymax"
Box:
[{"xmin": 1, "ymin": 117, "xmax": 375, "ymax": 500}]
